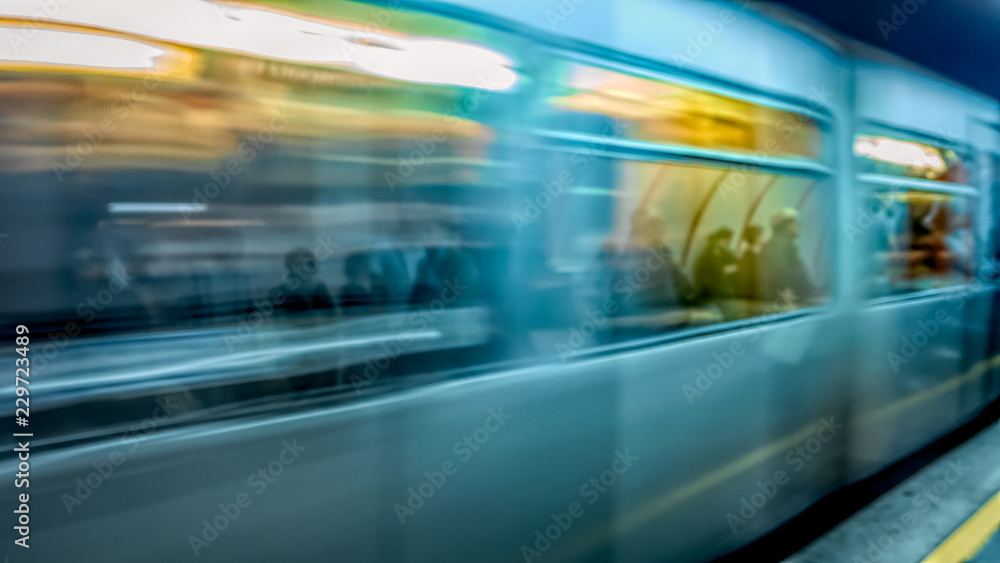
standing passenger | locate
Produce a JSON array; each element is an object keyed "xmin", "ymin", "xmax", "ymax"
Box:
[
  {"xmin": 274, "ymin": 248, "xmax": 336, "ymax": 316},
  {"xmin": 737, "ymin": 224, "xmax": 764, "ymax": 302},
  {"xmin": 339, "ymin": 253, "xmax": 386, "ymax": 316},
  {"xmin": 618, "ymin": 209, "xmax": 694, "ymax": 329},
  {"xmin": 410, "ymin": 244, "xmax": 477, "ymax": 306},
  {"xmin": 759, "ymin": 208, "xmax": 815, "ymax": 306},
  {"xmin": 694, "ymin": 227, "xmax": 738, "ymax": 302}
]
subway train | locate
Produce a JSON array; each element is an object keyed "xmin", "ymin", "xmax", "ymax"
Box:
[{"xmin": 0, "ymin": 0, "xmax": 998, "ymax": 561}]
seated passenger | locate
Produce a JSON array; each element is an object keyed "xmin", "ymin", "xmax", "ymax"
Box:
[
  {"xmin": 409, "ymin": 245, "xmax": 477, "ymax": 306},
  {"xmin": 273, "ymin": 248, "xmax": 335, "ymax": 316},
  {"xmin": 615, "ymin": 209, "xmax": 694, "ymax": 330},
  {"xmin": 339, "ymin": 253, "xmax": 387, "ymax": 316},
  {"xmin": 737, "ymin": 225, "xmax": 764, "ymax": 301},
  {"xmin": 910, "ymin": 204, "xmax": 954, "ymax": 279},
  {"xmin": 372, "ymin": 247, "xmax": 412, "ymax": 307},
  {"xmin": 694, "ymin": 227, "xmax": 738, "ymax": 302},
  {"xmin": 578, "ymin": 241, "xmax": 619, "ymax": 304},
  {"xmin": 70, "ymin": 248, "xmax": 152, "ymax": 333},
  {"xmin": 758, "ymin": 208, "xmax": 816, "ymax": 306},
  {"xmin": 946, "ymin": 213, "xmax": 975, "ymax": 278}
]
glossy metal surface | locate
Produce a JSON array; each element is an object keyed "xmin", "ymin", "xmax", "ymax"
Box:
[{"xmin": 0, "ymin": 1, "xmax": 996, "ymax": 562}]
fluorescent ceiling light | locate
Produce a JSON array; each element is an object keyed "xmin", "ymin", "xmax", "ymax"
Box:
[
  {"xmin": 0, "ymin": 0, "xmax": 517, "ymax": 90},
  {"xmin": 0, "ymin": 25, "xmax": 164, "ymax": 69},
  {"xmin": 151, "ymin": 219, "xmax": 266, "ymax": 227},
  {"xmin": 854, "ymin": 136, "xmax": 945, "ymax": 172},
  {"xmin": 108, "ymin": 202, "xmax": 207, "ymax": 213}
]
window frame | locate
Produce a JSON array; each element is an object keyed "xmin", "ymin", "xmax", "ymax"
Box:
[
  {"xmin": 855, "ymin": 122, "xmax": 985, "ymax": 304},
  {"xmin": 521, "ymin": 47, "xmax": 839, "ymax": 357}
]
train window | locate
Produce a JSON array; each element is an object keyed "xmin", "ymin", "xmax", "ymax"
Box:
[
  {"xmin": 544, "ymin": 62, "xmax": 825, "ymax": 161},
  {"xmin": 853, "ymin": 133, "xmax": 973, "ymax": 184},
  {"xmin": 525, "ymin": 152, "xmax": 831, "ymax": 356},
  {"xmin": 0, "ymin": 4, "xmax": 534, "ymax": 443},
  {"xmin": 864, "ymin": 189, "xmax": 977, "ymax": 297}
]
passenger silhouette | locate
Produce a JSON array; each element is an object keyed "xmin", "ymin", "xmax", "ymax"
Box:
[
  {"xmin": 273, "ymin": 248, "xmax": 335, "ymax": 316},
  {"xmin": 372, "ymin": 247, "xmax": 412, "ymax": 307},
  {"xmin": 694, "ymin": 227, "xmax": 738, "ymax": 302},
  {"xmin": 70, "ymin": 247, "xmax": 112, "ymax": 317},
  {"xmin": 759, "ymin": 208, "xmax": 815, "ymax": 306},
  {"xmin": 571, "ymin": 240, "xmax": 621, "ymax": 346},
  {"xmin": 947, "ymin": 212, "xmax": 975, "ymax": 278},
  {"xmin": 909, "ymin": 202, "xmax": 953, "ymax": 278},
  {"xmin": 409, "ymin": 245, "xmax": 477, "ymax": 307},
  {"xmin": 619, "ymin": 209, "xmax": 694, "ymax": 320},
  {"xmin": 410, "ymin": 247, "xmax": 444, "ymax": 305},
  {"xmin": 582, "ymin": 241, "xmax": 620, "ymax": 304},
  {"xmin": 737, "ymin": 225, "xmax": 764, "ymax": 301},
  {"xmin": 339, "ymin": 253, "xmax": 386, "ymax": 316},
  {"xmin": 70, "ymin": 247, "xmax": 150, "ymax": 333}
]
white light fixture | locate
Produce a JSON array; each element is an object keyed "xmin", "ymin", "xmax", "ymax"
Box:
[
  {"xmin": 0, "ymin": 0, "xmax": 517, "ymax": 90},
  {"xmin": 108, "ymin": 202, "xmax": 206, "ymax": 213},
  {"xmin": 0, "ymin": 25, "xmax": 164, "ymax": 69},
  {"xmin": 353, "ymin": 37, "xmax": 518, "ymax": 90},
  {"xmin": 854, "ymin": 136, "xmax": 946, "ymax": 172}
]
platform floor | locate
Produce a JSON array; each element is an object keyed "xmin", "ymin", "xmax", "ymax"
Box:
[
  {"xmin": 970, "ymin": 528, "xmax": 1000, "ymax": 563},
  {"xmin": 785, "ymin": 421, "xmax": 1000, "ymax": 563}
]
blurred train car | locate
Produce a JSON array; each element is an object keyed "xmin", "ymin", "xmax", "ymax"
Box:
[{"xmin": 0, "ymin": 0, "xmax": 997, "ymax": 562}]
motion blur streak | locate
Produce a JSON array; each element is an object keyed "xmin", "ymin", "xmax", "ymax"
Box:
[
  {"xmin": 0, "ymin": 0, "xmax": 998, "ymax": 562},
  {"xmin": 0, "ymin": 25, "xmax": 165, "ymax": 70},
  {"xmin": 0, "ymin": 0, "xmax": 519, "ymax": 89}
]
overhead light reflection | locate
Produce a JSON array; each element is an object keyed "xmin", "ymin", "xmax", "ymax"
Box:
[
  {"xmin": 151, "ymin": 219, "xmax": 266, "ymax": 227},
  {"xmin": 0, "ymin": 25, "xmax": 165, "ymax": 69},
  {"xmin": 108, "ymin": 202, "xmax": 207, "ymax": 213},
  {"xmin": 854, "ymin": 136, "xmax": 946, "ymax": 172},
  {"xmin": 0, "ymin": 0, "xmax": 517, "ymax": 90},
  {"xmin": 354, "ymin": 37, "xmax": 517, "ymax": 90}
]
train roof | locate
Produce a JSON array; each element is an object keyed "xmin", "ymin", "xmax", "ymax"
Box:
[{"xmin": 431, "ymin": 0, "xmax": 999, "ymax": 148}]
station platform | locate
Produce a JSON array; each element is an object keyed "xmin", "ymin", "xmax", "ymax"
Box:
[{"xmin": 785, "ymin": 422, "xmax": 1000, "ymax": 563}]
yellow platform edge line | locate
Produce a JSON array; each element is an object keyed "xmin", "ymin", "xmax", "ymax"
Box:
[{"xmin": 922, "ymin": 490, "xmax": 1000, "ymax": 563}]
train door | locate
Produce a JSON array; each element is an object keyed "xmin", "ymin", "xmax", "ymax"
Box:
[
  {"xmin": 985, "ymin": 151, "xmax": 1000, "ymax": 403},
  {"xmin": 849, "ymin": 127, "xmax": 980, "ymax": 475},
  {"xmin": 954, "ymin": 127, "xmax": 998, "ymax": 422}
]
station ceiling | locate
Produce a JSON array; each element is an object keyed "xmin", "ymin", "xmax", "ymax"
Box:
[{"xmin": 770, "ymin": 0, "xmax": 1000, "ymax": 100}]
